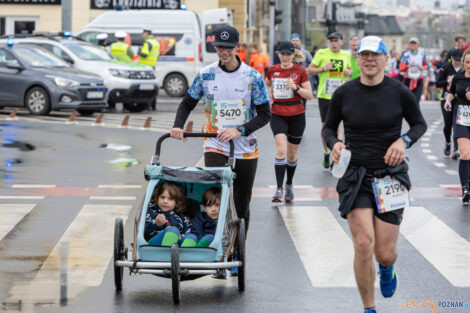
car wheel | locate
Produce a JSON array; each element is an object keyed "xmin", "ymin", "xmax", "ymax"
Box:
[
  {"xmin": 25, "ymin": 87, "xmax": 50, "ymax": 115},
  {"xmin": 123, "ymin": 102, "xmax": 147, "ymax": 112},
  {"xmin": 164, "ymin": 73, "xmax": 187, "ymax": 97}
]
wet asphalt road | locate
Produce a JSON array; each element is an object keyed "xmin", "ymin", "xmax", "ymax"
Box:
[{"xmin": 1, "ymin": 96, "xmax": 470, "ymax": 313}]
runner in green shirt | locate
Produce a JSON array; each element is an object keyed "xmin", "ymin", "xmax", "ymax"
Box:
[
  {"xmin": 307, "ymin": 32, "xmax": 352, "ymax": 169},
  {"xmin": 349, "ymin": 36, "xmax": 361, "ymax": 80}
]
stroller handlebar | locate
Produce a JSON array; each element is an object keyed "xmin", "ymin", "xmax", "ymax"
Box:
[{"xmin": 152, "ymin": 133, "xmax": 235, "ymax": 168}]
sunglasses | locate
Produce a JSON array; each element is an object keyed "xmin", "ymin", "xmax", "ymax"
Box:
[
  {"xmin": 358, "ymin": 52, "xmax": 383, "ymax": 59},
  {"xmin": 214, "ymin": 46, "xmax": 236, "ymax": 51}
]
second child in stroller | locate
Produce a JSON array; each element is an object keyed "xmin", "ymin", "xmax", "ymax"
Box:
[
  {"xmin": 181, "ymin": 187, "xmax": 221, "ymax": 248},
  {"xmin": 144, "ymin": 181, "xmax": 191, "ymax": 246}
]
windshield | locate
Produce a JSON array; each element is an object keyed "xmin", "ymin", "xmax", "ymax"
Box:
[
  {"xmin": 63, "ymin": 42, "xmax": 113, "ymax": 61},
  {"xmin": 12, "ymin": 45, "xmax": 69, "ymax": 67}
]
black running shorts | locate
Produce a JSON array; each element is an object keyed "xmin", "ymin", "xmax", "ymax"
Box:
[
  {"xmin": 318, "ymin": 98, "xmax": 331, "ymax": 123},
  {"xmin": 270, "ymin": 113, "xmax": 306, "ymax": 145},
  {"xmin": 350, "ymin": 176, "xmax": 404, "ymax": 225}
]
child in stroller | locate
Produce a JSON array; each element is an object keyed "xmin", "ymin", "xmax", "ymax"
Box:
[{"xmin": 144, "ymin": 181, "xmax": 191, "ymax": 246}]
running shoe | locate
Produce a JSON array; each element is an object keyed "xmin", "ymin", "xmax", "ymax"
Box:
[
  {"xmin": 462, "ymin": 186, "xmax": 470, "ymax": 204},
  {"xmin": 230, "ymin": 257, "xmax": 238, "ymax": 276},
  {"xmin": 212, "ymin": 269, "xmax": 227, "ymax": 280},
  {"xmin": 443, "ymin": 142, "xmax": 451, "ymax": 156},
  {"xmin": 451, "ymin": 149, "xmax": 460, "ymax": 160},
  {"xmin": 272, "ymin": 187, "xmax": 284, "ymax": 202},
  {"xmin": 364, "ymin": 309, "xmax": 377, "ymax": 313},
  {"xmin": 322, "ymin": 152, "xmax": 332, "ymax": 169},
  {"xmin": 285, "ymin": 184, "xmax": 294, "ymax": 203},
  {"xmin": 379, "ymin": 264, "xmax": 397, "ymax": 298}
]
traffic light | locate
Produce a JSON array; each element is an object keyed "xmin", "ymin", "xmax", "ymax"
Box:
[{"xmin": 275, "ymin": 9, "xmax": 283, "ymax": 25}]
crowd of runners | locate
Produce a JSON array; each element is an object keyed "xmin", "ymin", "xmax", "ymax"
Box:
[{"xmin": 170, "ymin": 24, "xmax": 468, "ymax": 312}]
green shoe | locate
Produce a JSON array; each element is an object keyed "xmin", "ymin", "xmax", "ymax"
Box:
[{"xmin": 161, "ymin": 231, "xmax": 178, "ymax": 246}]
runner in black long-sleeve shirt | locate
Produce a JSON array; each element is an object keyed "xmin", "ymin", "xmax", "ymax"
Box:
[
  {"xmin": 322, "ymin": 36, "xmax": 426, "ymax": 313},
  {"xmin": 436, "ymin": 48, "xmax": 462, "ymax": 158}
]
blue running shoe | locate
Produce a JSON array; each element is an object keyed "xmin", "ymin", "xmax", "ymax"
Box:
[
  {"xmin": 379, "ymin": 264, "xmax": 397, "ymax": 297},
  {"xmin": 364, "ymin": 308, "xmax": 377, "ymax": 313},
  {"xmin": 230, "ymin": 257, "xmax": 238, "ymax": 276}
]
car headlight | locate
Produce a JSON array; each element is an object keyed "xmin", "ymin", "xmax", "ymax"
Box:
[
  {"xmin": 109, "ymin": 68, "xmax": 131, "ymax": 78},
  {"xmin": 46, "ymin": 75, "xmax": 79, "ymax": 88}
]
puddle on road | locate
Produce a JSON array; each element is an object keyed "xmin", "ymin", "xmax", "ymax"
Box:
[
  {"xmin": 99, "ymin": 143, "xmax": 140, "ymax": 168},
  {"xmin": 2, "ymin": 140, "xmax": 36, "ymax": 151}
]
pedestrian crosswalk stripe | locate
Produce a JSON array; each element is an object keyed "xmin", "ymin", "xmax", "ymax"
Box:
[
  {"xmin": 11, "ymin": 184, "xmax": 56, "ymax": 188},
  {"xmin": 278, "ymin": 205, "xmax": 356, "ymax": 287},
  {"xmin": 401, "ymin": 206, "xmax": 470, "ymax": 287},
  {"xmin": 0, "ymin": 204, "xmax": 36, "ymax": 242},
  {"xmin": 445, "ymin": 170, "xmax": 458, "ymax": 176},
  {"xmin": 4, "ymin": 204, "xmax": 132, "ymax": 308},
  {"xmin": 0, "ymin": 196, "xmax": 45, "ymax": 200}
]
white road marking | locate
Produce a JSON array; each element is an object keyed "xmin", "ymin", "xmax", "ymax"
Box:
[
  {"xmin": 11, "ymin": 184, "xmax": 56, "ymax": 188},
  {"xmin": 268, "ymin": 185, "xmax": 314, "ymax": 189},
  {"xmin": 440, "ymin": 184, "xmax": 461, "ymax": 188},
  {"xmin": 426, "ymin": 155, "xmax": 437, "ymax": 160},
  {"xmin": 421, "ymin": 143, "xmax": 430, "ymax": 147},
  {"xmin": 289, "ymin": 197, "xmax": 322, "ymax": 202},
  {"xmin": 0, "ymin": 196, "xmax": 45, "ymax": 200},
  {"xmin": 401, "ymin": 206, "xmax": 470, "ymax": 287},
  {"xmin": 4, "ymin": 204, "xmax": 133, "ymax": 308},
  {"xmin": 278, "ymin": 205, "xmax": 356, "ymax": 287},
  {"xmin": 97, "ymin": 185, "xmax": 142, "ymax": 189},
  {"xmin": 195, "ymin": 157, "xmax": 204, "ymax": 167},
  {"xmin": 445, "ymin": 170, "xmax": 458, "ymax": 176},
  {"xmin": 89, "ymin": 196, "xmax": 136, "ymax": 201},
  {"xmin": 0, "ymin": 204, "xmax": 36, "ymax": 241},
  {"xmin": 422, "ymin": 149, "xmax": 432, "ymax": 153},
  {"xmin": 434, "ymin": 162, "xmax": 446, "ymax": 168},
  {"xmin": 421, "ymin": 137, "xmax": 430, "ymax": 142}
]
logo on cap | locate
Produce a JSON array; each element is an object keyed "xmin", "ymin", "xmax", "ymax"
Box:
[{"xmin": 221, "ymin": 31, "xmax": 229, "ymax": 40}]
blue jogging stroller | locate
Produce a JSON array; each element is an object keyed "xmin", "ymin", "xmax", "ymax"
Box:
[{"xmin": 113, "ymin": 133, "xmax": 246, "ymax": 304}]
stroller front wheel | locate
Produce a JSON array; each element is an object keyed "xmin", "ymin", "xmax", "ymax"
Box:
[
  {"xmin": 171, "ymin": 243, "xmax": 180, "ymax": 304},
  {"xmin": 114, "ymin": 217, "xmax": 125, "ymax": 291}
]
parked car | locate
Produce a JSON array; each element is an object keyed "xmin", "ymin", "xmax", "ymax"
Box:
[
  {"xmin": 0, "ymin": 34, "xmax": 159, "ymax": 112},
  {"xmin": 0, "ymin": 42, "xmax": 107, "ymax": 116},
  {"xmin": 77, "ymin": 8, "xmax": 233, "ymax": 97}
]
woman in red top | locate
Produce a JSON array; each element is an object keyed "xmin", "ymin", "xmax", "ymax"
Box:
[{"xmin": 265, "ymin": 41, "xmax": 313, "ymax": 202}]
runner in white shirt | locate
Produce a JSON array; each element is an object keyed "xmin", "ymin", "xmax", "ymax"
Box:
[{"xmin": 171, "ymin": 25, "xmax": 271, "ymax": 235}]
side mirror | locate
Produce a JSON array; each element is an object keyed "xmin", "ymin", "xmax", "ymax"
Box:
[
  {"xmin": 62, "ymin": 55, "xmax": 74, "ymax": 64},
  {"xmin": 6, "ymin": 63, "xmax": 24, "ymax": 70}
]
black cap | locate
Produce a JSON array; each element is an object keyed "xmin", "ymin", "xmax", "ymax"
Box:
[
  {"xmin": 143, "ymin": 29, "xmax": 152, "ymax": 34},
  {"xmin": 327, "ymin": 32, "xmax": 343, "ymax": 40},
  {"xmin": 212, "ymin": 25, "xmax": 239, "ymax": 48},
  {"xmin": 278, "ymin": 41, "xmax": 295, "ymax": 54},
  {"xmin": 450, "ymin": 48, "xmax": 463, "ymax": 61}
]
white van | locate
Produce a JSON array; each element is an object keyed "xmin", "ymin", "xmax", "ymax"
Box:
[{"xmin": 77, "ymin": 8, "xmax": 233, "ymax": 97}]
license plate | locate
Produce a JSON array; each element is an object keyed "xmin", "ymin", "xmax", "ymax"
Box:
[
  {"xmin": 139, "ymin": 83, "xmax": 154, "ymax": 90},
  {"xmin": 86, "ymin": 91, "xmax": 103, "ymax": 99}
]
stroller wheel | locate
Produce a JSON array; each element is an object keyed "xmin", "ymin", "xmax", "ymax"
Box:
[
  {"xmin": 114, "ymin": 217, "xmax": 125, "ymax": 291},
  {"xmin": 171, "ymin": 243, "xmax": 180, "ymax": 304},
  {"xmin": 236, "ymin": 218, "xmax": 246, "ymax": 292}
]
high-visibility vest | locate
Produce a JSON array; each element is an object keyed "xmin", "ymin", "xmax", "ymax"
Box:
[
  {"xmin": 110, "ymin": 41, "xmax": 132, "ymax": 62},
  {"xmin": 139, "ymin": 36, "xmax": 160, "ymax": 68}
]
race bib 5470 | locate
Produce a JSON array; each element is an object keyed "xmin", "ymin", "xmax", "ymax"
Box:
[{"xmin": 211, "ymin": 99, "xmax": 248, "ymax": 132}]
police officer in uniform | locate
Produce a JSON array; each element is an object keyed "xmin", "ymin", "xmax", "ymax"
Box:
[
  {"xmin": 97, "ymin": 33, "xmax": 108, "ymax": 50},
  {"xmin": 110, "ymin": 31, "xmax": 134, "ymax": 62},
  {"xmin": 138, "ymin": 29, "xmax": 160, "ymax": 69}
]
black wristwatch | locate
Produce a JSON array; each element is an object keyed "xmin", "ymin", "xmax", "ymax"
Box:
[
  {"xmin": 296, "ymin": 85, "xmax": 301, "ymax": 91},
  {"xmin": 237, "ymin": 125, "xmax": 246, "ymax": 136}
]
